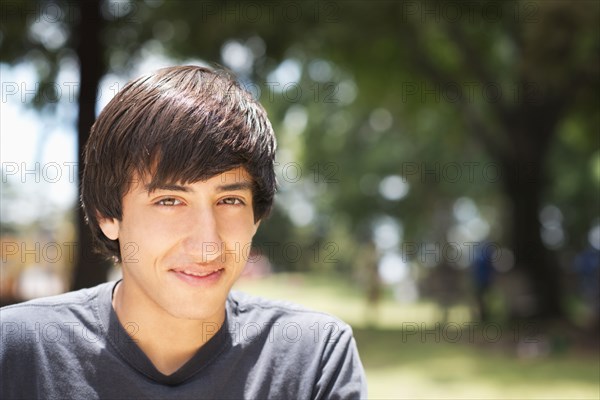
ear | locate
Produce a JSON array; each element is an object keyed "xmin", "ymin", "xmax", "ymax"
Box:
[{"xmin": 98, "ymin": 216, "xmax": 120, "ymax": 241}]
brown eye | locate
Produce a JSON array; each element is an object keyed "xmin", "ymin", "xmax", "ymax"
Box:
[
  {"xmin": 157, "ymin": 198, "xmax": 182, "ymax": 206},
  {"xmin": 220, "ymin": 197, "xmax": 244, "ymax": 205}
]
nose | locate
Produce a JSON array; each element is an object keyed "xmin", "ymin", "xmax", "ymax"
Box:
[{"xmin": 182, "ymin": 207, "xmax": 223, "ymax": 263}]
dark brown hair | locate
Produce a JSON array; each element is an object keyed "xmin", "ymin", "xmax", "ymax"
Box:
[{"xmin": 81, "ymin": 66, "xmax": 277, "ymax": 262}]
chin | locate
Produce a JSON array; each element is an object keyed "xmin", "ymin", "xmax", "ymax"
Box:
[{"xmin": 164, "ymin": 301, "xmax": 223, "ymax": 322}]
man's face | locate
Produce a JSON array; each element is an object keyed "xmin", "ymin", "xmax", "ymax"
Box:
[{"xmin": 99, "ymin": 166, "xmax": 259, "ymax": 321}]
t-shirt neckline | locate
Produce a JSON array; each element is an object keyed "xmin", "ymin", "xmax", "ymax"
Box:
[{"xmin": 96, "ymin": 280, "xmax": 232, "ymax": 386}]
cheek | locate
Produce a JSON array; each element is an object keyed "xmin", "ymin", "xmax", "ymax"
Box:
[
  {"xmin": 119, "ymin": 210, "xmax": 186, "ymax": 255},
  {"xmin": 217, "ymin": 212, "xmax": 257, "ymax": 240},
  {"xmin": 216, "ymin": 221, "xmax": 257, "ymax": 259},
  {"xmin": 218, "ymin": 226, "xmax": 255, "ymax": 264}
]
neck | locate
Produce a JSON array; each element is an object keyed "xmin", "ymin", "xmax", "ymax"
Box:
[{"xmin": 112, "ymin": 280, "xmax": 225, "ymax": 375}]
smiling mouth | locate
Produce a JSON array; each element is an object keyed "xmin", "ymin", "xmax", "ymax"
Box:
[
  {"xmin": 178, "ymin": 268, "xmax": 223, "ymax": 277},
  {"xmin": 169, "ymin": 267, "xmax": 225, "ymax": 286}
]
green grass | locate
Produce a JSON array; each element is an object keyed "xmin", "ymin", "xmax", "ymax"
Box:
[
  {"xmin": 234, "ymin": 273, "xmax": 600, "ymax": 399},
  {"xmin": 353, "ymin": 327, "xmax": 598, "ymax": 399}
]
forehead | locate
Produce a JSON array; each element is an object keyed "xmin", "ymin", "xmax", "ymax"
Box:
[{"xmin": 213, "ymin": 167, "xmax": 253, "ymax": 185}]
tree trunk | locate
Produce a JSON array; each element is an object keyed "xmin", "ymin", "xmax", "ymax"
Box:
[
  {"xmin": 506, "ymin": 174, "xmax": 563, "ymax": 318},
  {"xmin": 501, "ymin": 120, "xmax": 564, "ymax": 319},
  {"xmin": 71, "ymin": 0, "xmax": 110, "ymax": 290}
]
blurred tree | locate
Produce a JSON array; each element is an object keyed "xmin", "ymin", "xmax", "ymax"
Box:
[
  {"xmin": 388, "ymin": 1, "xmax": 599, "ymax": 318},
  {"xmin": 2, "ymin": 0, "xmax": 124, "ymax": 289},
  {"xmin": 70, "ymin": 0, "xmax": 110, "ymax": 290}
]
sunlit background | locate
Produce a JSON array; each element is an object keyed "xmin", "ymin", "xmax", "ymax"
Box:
[{"xmin": 1, "ymin": 1, "xmax": 599, "ymax": 398}]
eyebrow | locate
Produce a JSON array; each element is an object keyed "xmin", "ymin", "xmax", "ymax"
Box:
[
  {"xmin": 145, "ymin": 181, "xmax": 253, "ymax": 194},
  {"xmin": 216, "ymin": 181, "xmax": 254, "ymax": 193},
  {"xmin": 145, "ymin": 183, "xmax": 191, "ymax": 193}
]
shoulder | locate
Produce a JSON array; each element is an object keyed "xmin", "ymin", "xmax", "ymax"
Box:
[
  {"xmin": 229, "ymin": 290, "xmax": 347, "ymax": 322},
  {"xmin": 0, "ymin": 282, "xmax": 115, "ymax": 360},
  {"xmin": 226, "ymin": 291, "xmax": 367, "ymax": 398},
  {"xmin": 227, "ymin": 290, "xmax": 354, "ymax": 341},
  {"xmin": 0, "ymin": 282, "xmax": 112, "ymax": 326}
]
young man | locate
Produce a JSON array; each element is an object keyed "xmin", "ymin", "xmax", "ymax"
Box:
[{"xmin": 0, "ymin": 66, "xmax": 367, "ymax": 399}]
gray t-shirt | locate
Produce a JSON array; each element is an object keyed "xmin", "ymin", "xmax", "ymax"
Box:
[{"xmin": 0, "ymin": 281, "xmax": 367, "ymax": 399}]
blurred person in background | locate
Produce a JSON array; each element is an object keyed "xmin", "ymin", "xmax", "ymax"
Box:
[{"xmin": 472, "ymin": 242, "xmax": 495, "ymax": 322}]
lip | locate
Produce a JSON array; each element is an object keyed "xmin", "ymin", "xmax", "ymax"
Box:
[{"xmin": 169, "ymin": 266, "xmax": 225, "ymax": 287}]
